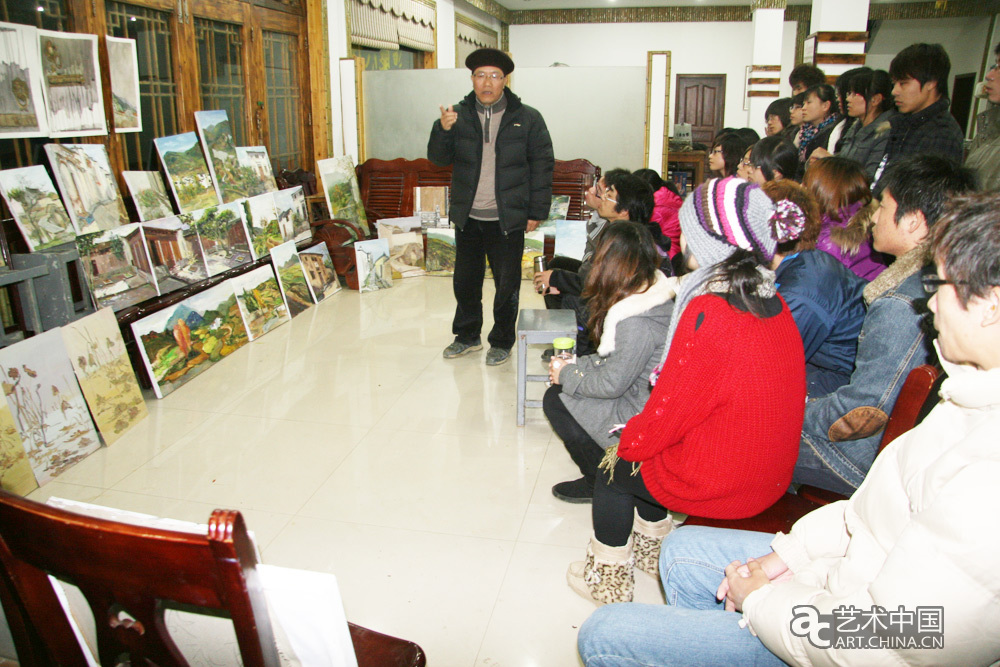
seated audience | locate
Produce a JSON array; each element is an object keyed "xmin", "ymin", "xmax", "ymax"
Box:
[
  {"xmin": 837, "ymin": 69, "xmax": 897, "ymax": 181},
  {"xmin": 708, "ymin": 132, "xmax": 749, "ymax": 178},
  {"xmin": 634, "ymin": 168, "xmax": 682, "ymax": 258},
  {"xmin": 578, "ymin": 191, "xmax": 1000, "ymax": 667},
  {"xmin": 794, "ymin": 155, "xmax": 978, "ymax": 495},
  {"xmin": 748, "ymin": 136, "xmax": 798, "ymax": 185},
  {"xmin": 813, "ymin": 67, "xmax": 871, "ymax": 161},
  {"xmin": 734, "ymin": 127, "xmax": 761, "ymax": 147},
  {"xmin": 763, "ymin": 180, "xmax": 867, "ymax": 396},
  {"xmin": 566, "ymin": 177, "xmax": 805, "ymax": 605},
  {"xmin": 789, "ymin": 63, "xmax": 826, "ymax": 95},
  {"xmin": 764, "ymin": 98, "xmax": 792, "ymax": 137},
  {"xmin": 785, "ymin": 92, "xmax": 806, "ymax": 146},
  {"xmin": 965, "ymin": 41, "xmax": 1000, "ymax": 191},
  {"xmin": 796, "ymin": 84, "xmax": 840, "ymax": 178},
  {"xmin": 736, "ymin": 143, "xmax": 755, "ymax": 181},
  {"xmin": 803, "ymin": 156, "xmax": 888, "ymax": 280},
  {"xmin": 543, "ymin": 223, "xmax": 676, "ymax": 504}
]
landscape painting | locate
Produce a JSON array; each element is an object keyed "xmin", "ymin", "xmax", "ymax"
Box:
[
  {"xmin": 181, "ymin": 202, "xmax": 253, "ymax": 276},
  {"xmin": 243, "ymin": 192, "xmax": 282, "ymax": 258},
  {"xmin": 0, "ymin": 389, "xmax": 37, "ymax": 495},
  {"xmin": 0, "ymin": 165, "xmax": 76, "ymax": 251},
  {"xmin": 554, "ymin": 219, "xmax": 587, "ymax": 261},
  {"xmin": 0, "ymin": 21, "xmax": 48, "ymax": 138},
  {"xmin": 521, "ymin": 230, "xmax": 544, "ymax": 279},
  {"xmin": 37, "ymin": 30, "xmax": 106, "ymax": 137},
  {"xmin": 106, "ymin": 36, "xmax": 141, "ymax": 132},
  {"xmin": 45, "ymin": 142, "xmax": 129, "ymax": 234},
  {"xmin": 62, "ymin": 308, "xmax": 147, "ymax": 446},
  {"xmin": 142, "ymin": 216, "xmax": 209, "ymax": 291},
  {"xmin": 317, "ymin": 156, "xmax": 370, "ymax": 236},
  {"xmin": 132, "ymin": 281, "xmax": 250, "ymax": 399},
  {"xmin": 234, "ymin": 146, "xmax": 278, "ymax": 195},
  {"xmin": 123, "ymin": 171, "xmax": 174, "ymax": 221},
  {"xmin": 425, "ymin": 228, "xmax": 456, "ymax": 276},
  {"xmin": 195, "ymin": 110, "xmax": 257, "ymax": 203},
  {"xmin": 0, "ymin": 329, "xmax": 101, "ymax": 485},
  {"xmin": 270, "ymin": 241, "xmax": 313, "ymax": 318},
  {"xmin": 539, "ymin": 195, "xmax": 571, "ymax": 232},
  {"xmin": 355, "ymin": 238, "xmax": 392, "ymax": 293},
  {"xmin": 229, "ymin": 265, "xmax": 290, "ymax": 340},
  {"xmin": 76, "ymin": 223, "xmax": 159, "ymax": 311},
  {"xmin": 415, "ymin": 186, "xmax": 448, "ymax": 229},
  {"xmin": 154, "ymin": 132, "xmax": 220, "ymax": 214},
  {"xmin": 386, "ymin": 230, "xmax": 424, "ymax": 279},
  {"xmin": 298, "ymin": 242, "xmax": 339, "ymax": 302},
  {"xmin": 272, "ymin": 186, "xmax": 310, "ymax": 243}
]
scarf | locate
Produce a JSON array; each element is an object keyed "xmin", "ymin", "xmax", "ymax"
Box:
[{"xmin": 797, "ymin": 113, "xmax": 838, "ymax": 162}]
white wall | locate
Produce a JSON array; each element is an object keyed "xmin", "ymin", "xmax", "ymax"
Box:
[
  {"xmin": 436, "ymin": 0, "xmax": 457, "ymax": 69},
  {"xmin": 453, "ymin": 0, "xmax": 504, "ymax": 69}
]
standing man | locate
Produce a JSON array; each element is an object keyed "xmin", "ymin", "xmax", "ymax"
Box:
[{"xmin": 428, "ymin": 48, "xmax": 554, "ymax": 366}]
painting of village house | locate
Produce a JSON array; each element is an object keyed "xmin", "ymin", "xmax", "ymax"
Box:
[
  {"xmin": 62, "ymin": 308, "xmax": 147, "ymax": 446},
  {"xmin": 0, "ymin": 329, "xmax": 101, "ymax": 485},
  {"xmin": 317, "ymin": 156, "xmax": 370, "ymax": 236},
  {"xmin": 299, "ymin": 242, "xmax": 339, "ymax": 302},
  {"xmin": 131, "ymin": 280, "xmax": 250, "ymax": 399},
  {"xmin": 235, "ymin": 146, "xmax": 278, "ymax": 194},
  {"xmin": 0, "ymin": 21, "xmax": 49, "ymax": 138},
  {"xmin": 76, "ymin": 223, "xmax": 159, "ymax": 311},
  {"xmin": 269, "ymin": 241, "xmax": 313, "ymax": 318},
  {"xmin": 142, "ymin": 216, "xmax": 209, "ymax": 292},
  {"xmin": 272, "ymin": 186, "xmax": 311, "ymax": 243},
  {"xmin": 154, "ymin": 132, "xmax": 220, "ymax": 214},
  {"xmin": 355, "ymin": 238, "xmax": 392, "ymax": 293},
  {"xmin": 195, "ymin": 110, "xmax": 261, "ymax": 203},
  {"xmin": 0, "ymin": 387, "xmax": 37, "ymax": 495},
  {"xmin": 0, "ymin": 165, "xmax": 76, "ymax": 251},
  {"xmin": 243, "ymin": 193, "xmax": 283, "ymax": 258},
  {"xmin": 229, "ymin": 264, "xmax": 290, "ymax": 341},
  {"xmin": 45, "ymin": 143, "xmax": 129, "ymax": 234},
  {"xmin": 123, "ymin": 171, "xmax": 174, "ymax": 222},
  {"xmin": 181, "ymin": 202, "xmax": 253, "ymax": 276},
  {"xmin": 36, "ymin": 30, "xmax": 106, "ymax": 137},
  {"xmin": 105, "ymin": 36, "xmax": 141, "ymax": 133}
]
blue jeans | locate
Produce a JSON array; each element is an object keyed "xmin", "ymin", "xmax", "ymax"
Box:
[{"xmin": 578, "ymin": 526, "xmax": 786, "ymax": 667}]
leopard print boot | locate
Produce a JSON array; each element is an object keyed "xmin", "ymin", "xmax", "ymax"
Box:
[
  {"xmin": 632, "ymin": 510, "xmax": 678, "ymax": 577},
  {"xmin": 566, "ymin": 535, "xmax": 634, "ymax": 605}
]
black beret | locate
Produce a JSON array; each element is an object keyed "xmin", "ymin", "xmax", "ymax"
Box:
[{"xmin": 465, "ymin": 48, "xmax": 514, "ymax": 76}]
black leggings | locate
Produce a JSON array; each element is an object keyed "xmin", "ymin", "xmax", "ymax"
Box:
[
  {"xmin": 592, "ymin": 456, "xmax": 670, "ymax": 547},
  {"xmin": 542, "ymin": 385, "xmax": 605, "ymax": 485}
]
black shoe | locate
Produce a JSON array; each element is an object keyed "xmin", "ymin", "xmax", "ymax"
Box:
[
  {"xmin": 540, "ymin": 347, "xmax": 555, "ymax": 362},
  {"xmin": 552, "ymin": 477, "xmax": 593, "ymax": 504}
]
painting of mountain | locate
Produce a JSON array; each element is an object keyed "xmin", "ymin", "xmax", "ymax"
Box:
[
  {"xmin": 355, "ymin": 238, "xmax": 392, "ymax": 293},
  {"xmin": 272, "ymin": 186, "xmax": 310, "ymax": 243},
  {"xmin": 154, "ymin": 132, "xmax": 220, "ymax": 214},
  {"xmin": 425, "ymin": 229, "xmax": 456, "ymax": 276},
  {"xmin": 270, "ymin": 241, "xmax": 313, "ymax": 318},
  {"xmin": 195, "ymin": 110, "xmax": 256, "ymax": 203},
  {"xmin": 106, "ymin": 36, "xmax": 140, "ymax": 132},
  {"xmin": 317, "ymin": 156, "xmax": 369, "ymax": 236},
  {"xmin": 230, "ymin": 265, "xmax": 290, "ymax": 340},
  {"xmin": 142, "ymin": 216, "xmax": 209, "ymax": 291},
  {"xmin": 123, "ymin": 171, "xmax": 174, "ymax": 222},
  {"xmin": 76, "ymin": 223, "xmax": 159, "ymax": 311},
  {"xmin": 0, "ymin": 165, "xmax": 76, "ymax": 251},
  {"xmin": 298, "ymin": 242, "xmax": 339, "ymax": 302},
  {"xmin": 131, "ymin": 281, "xmax": 250, "ymax": 399},
  {"xmin": 0, "ymin": 387, "xmax": 37, "ymax": 495},
  {"xmin": 243, "ymin": 193, "xmax": 283, "ymax": 258},
  {"xmin": 45, "ymin": 143, "xmax": 129, "ymax": 234},
  {"xmin": 0, "ymin": 21, "xmax": 48, "ymax": 138},
  {"xmin": 234, "ymin": 146, "xmax": 278, "ymax": 195},
  {"xmin": 538, "ymin": 195, "xmax": 571, "ymax": 233},
  {"xmin": 181, "ymin": 202, "xmax": 253, "ymax": 276},
  {"xmin": 37, "ymin": 30, "xmax": 106, "ymax": 137}
]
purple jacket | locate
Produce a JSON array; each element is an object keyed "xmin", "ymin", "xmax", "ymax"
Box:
[{"xmin": 815, "ymin": 202, "xmax": 889, "ymax": 281}]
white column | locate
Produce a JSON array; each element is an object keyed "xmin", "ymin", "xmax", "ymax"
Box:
[
  {"xmin": 436, "ymin": 0, "xmax": 457, "ymax": 68},
  {"xmin": 327, "ymin": 0, "xmax": 350, "ymax": 157},
  {"xmin": 806, "ymin": 0, "xmax": 869, "ymax": 82},
  {"xmin": 809, "ymin": 0, "xmax": 868, "ymax": 34},
  {"xmin": 646, "ymin": 52, "xmax": 670, "ymax": 173},
  {"xmin": 748, "ymin": 6, "xmax": 785, "ymax": 136}
]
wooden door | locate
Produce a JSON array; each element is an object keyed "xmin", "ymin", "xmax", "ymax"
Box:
[{"xmin": 675, "ymin": 74, "xmax": 726, "ymax": 146}]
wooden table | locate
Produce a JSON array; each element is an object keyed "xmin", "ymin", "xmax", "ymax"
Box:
[{"xmin": 667, "ymin": 150, "xmax": 707, "ymax": 195}]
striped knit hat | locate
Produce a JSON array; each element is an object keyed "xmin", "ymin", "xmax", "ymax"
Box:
[{"xmin": 679, "ymin": 176, "xmax": 777, "ymax": 265}]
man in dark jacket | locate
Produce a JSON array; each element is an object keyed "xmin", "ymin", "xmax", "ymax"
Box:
[{"xmin": 427, "ymin": 48, "xmax": 554, "ymax": 366}]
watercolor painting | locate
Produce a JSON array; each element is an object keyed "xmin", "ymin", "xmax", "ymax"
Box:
[
  {"xmin": 0, "ymin": 329, "xmax": 101, "ymax": 485},
  {"xmin": 425, "ymin": 228, "xmax": 456, "ymax": 276},
  {"xmin": 142, "ymin": 216, "xmax": 209, "ymax": 291},
  {"xmin": 234, "ymin": 146, "xmax": 278, "ymax": 195},
  {"xmin": 132, "ymin": 281, "xmax": 250, "ymax": 399},
  {"xmin": 243, "ymin": 193, "xmax": 283, "ymax": 258},
  {"xmin": 298, "ymin": 242, "xmax": 339, "ymax": 302},
  {"xmin": 387, "ymin": 231, "xmax": 425, "ymax": 279},
  {"xmin": 0, "ymin": 165, "xmax": 76, "ymax": 251},
  {"xmin": 45, "ymin": 143, "xmax": 129, "ymax": 234},
  {"xmin": 195, "ymin": 110, "xmax": 262, "ymax": 203},
  {"xmin": 62, "ymin": 308, "xmax": 147, "ymax": 446},
  {"xmin": 0, "ymin": 21, "xmax": 48, "ymax": 138},
  {"xmin": 122, "ymin": 171, "xmax": 174, "ymax": 222},
  {"xmin": 272, "ymin": 186, "xmax": 310, "ymax": 243},
  {"xmin": 0, "ymin": 388, "xmax": 37, "ymax": 496},
  {"xmin": 181, "ymin": 202, "xmax": 253, "ymax": 276},
  {"xmin": 538, "ymin": 195, "xmax": 571, "ymax": 233},
  {"xmin": 317, "ymin": 156, "xmax": 369, "ymax": 236},
  {"xmin": 415, "ymin": 186, "xmax": 448, "ymax": 229},
  {"xmin": 521, "ymin": 230, "xmax": 544, "ymax": 279},
  {"xmin": 106, "ymin": 36, "xmax": 141, "ymax": 133},
  {"xmin": 554, "ymin": 219, "xmax": 587, "ymax": 261},
  {"xmin": 154, "ymin": 132, "xmax": 220, "ymax": 214},
  {"xmin": 230, "ymin": 265, "xmax": 290, "ymax": 340},
  {"xmin": 37, "ymin": 30, "xmax": 106, "ymax": 137},
  {"xmin": 270, "ymin": 241, "xmax": 313, "ymax": 318},
  {"xmin": 355, "ymin": 238, "xmax": 392, "ymax": 293},
  {"xmin": 76, "ymin": 223, "xmax": 159, "ymax": 311}
]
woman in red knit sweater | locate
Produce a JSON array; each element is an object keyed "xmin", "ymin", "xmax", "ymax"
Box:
[{"xmin": 568, "ymin": 176, "xmax": 807, "ymax": 606}]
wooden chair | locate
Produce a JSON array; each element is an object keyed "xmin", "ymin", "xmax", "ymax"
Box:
[
  {"xmin": 0, "ymin": 492, "xmax": 426, "ymax": 667},
  {"xmin": 684, "ymin": 364, "xmax": 944, "ymax": 534}
]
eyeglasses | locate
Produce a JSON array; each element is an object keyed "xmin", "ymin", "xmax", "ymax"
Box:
[
  {"xmin": 601, "ymin": 189, "xmax": 618, "ymax": 204},
  {"xmin": 740, "ymin": 158, "xmax": 753, "ymax": 168},
  {"xmin": 473, "ymin": 72, "xmax": 504, "ymax": 81},
  {"xmin": 710, "ymin": 147, "xmax": 723, "ymax": 155},
  {"xmin": 921, "ymin": 275, "xmax": 969, "ymax": 294}
]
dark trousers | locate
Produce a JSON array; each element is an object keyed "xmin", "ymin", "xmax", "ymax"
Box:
[
  {"xmin": 543, "ymin": 385, "xmax": 605, "ymax": 485},
  {"xmin": 452, "ymin": 218, "xmax": 525, "ymax": 350},
  {"xmin": 593, "ymin": 456, "xmax": 670, "ymax": 547}
]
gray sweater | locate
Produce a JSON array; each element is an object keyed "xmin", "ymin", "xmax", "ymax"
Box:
[{"xmin": 558, "ymin": 272, "xmax": 676, "ymax": 448}]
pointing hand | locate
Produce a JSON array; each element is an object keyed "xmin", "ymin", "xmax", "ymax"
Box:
[{"xmin": 439, "ymin": 105, "xmax": 458, "ymax": 131}]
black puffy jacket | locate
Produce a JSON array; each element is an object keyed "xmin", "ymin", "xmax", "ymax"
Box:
[{"xmin": 427, "ymin": 88, "xmax": 554, "ymax": 234}]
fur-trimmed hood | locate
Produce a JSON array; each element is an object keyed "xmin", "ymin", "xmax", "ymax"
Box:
[{"xmin": 597, "ymin": 272, "xmax": 678, "ymax": 357}]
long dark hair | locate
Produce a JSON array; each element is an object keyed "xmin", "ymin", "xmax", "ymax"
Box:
[
  {"xmin": 582, "ymin": 222, "xmax": 659, "ymax": 345},
  {"xmin": 705, "ymin": 248, "xmax": 771, "ymax": 317}
]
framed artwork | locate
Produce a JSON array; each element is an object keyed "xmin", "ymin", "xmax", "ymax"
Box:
[
  {"xmin": 298, "ymin": 242, "xmax": 339, "ymax": 302},
  {"xmin": 316, "ymin": 156, "xmax": 369, "ymax": 236},
  {"xmin": 122, "ymin": 171, "xmax": 174, "ymax": 222},
  {"xmin": 243, "ymin": 193, "xmax": 282, "ymax": 259},
  {"xmin": 194, "ymin": 110, "xmax": 249, "ymax": 204},
  {"xmin": 538, "ymin": 195, "xmax": 571, "ymax": 233},
  {"xmin": 521, "ymin": 230, "xmax": 544, "ymax": 279},
  {"xmin": 37, "ymin": 30, "xmax": 106, "ymax": 137},
  {"xmin": 141, "ymin": 216, "xmax": 209, "ymax": 291},
  {"xmin": 181, "ymin": 202, "xmax": 253, "ymax": 277},
  {"xmin": 354, "ymin": 238, "xmax": 392, "ymax": 293},
  {"xmin": 425, "ymin": 228, "xmax": 456, "ymax": 276},
  {"xmin": 554, "ymin": 219, "xmax": 587, "ymax": 261},
  {"xmin": 414, "ymin": 186, "xmax": 448, "ymax": 229},
  {"xmin": 229, "ymin": 264, "xmax": 290, "ymax": 341},
  {"xmin": 269, "ymin": 241, "xmax": 313, "ymax": 318},
  {"xmin": 0, "ymin": 21, "xmax": 48, "ymax": 138},
  {"xmin": 106, "ymin": 36, "xmax": 141, "ymax": 133},
  {"xmin": 0, "ymin": 388, "xmax": 37, "ymax": 496},
  {"xmin": 154, "ymin": 132, "xmax": 220, "ymax": 214},
  {"xmin": 272, "ymin": 186, "xmax": 310, "ymax": 243},
  {"xmin": 234, "ymin": 146, "xmax": 278, "ymax": 195},
  {"xmin": 45, "ymin": 143, "xmax": 129, "ymax": 234},
  {"xmin": 0, "ymin": 165, "xmax": 76, "ymax": 251},
  {"xmin": 76, "ymin": 223, "xmax": 159, "ymax": 311}
]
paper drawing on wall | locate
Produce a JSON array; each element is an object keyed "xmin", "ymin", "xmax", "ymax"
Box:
[
  {"xmin": 62, "ymin": 308, "xmax": 147, "ymax": 446},
  {"xmin": 521, "ymin": 230, "xmax": 544, "ymax": 279},
  {"xmin": 154, "ymin": 132, "xmax": 220, "ymax": 214},
  {"xmin": 45, "ymin": 143, "xmax": 129, "ymax": 234},
  {"xmin": 316, "ymin": 156, "xmax": 370, "ymax": 236},
  {"xmin": 77, "ymin": 223, "xmax": 159, "ymax": 311},
  {"xmin": 181, "ymin": 202, "xmax": 253, "ymax": 276},
  {"xmin": 298, "ymin": 242, "xmax": 339, "ymax": 302},
  {"xmin": 272, "ymin": 186, "xmax": 310, "ymax": 243},
  {"xmin": 0, "ymin": 165, "xmax": 76, "ymax": 251},
  {"xmin": 131, "ymin": 281, "xmax": 250, "ymax": 399},
  {"xmin": 538, "ymin": 195, "xmax": 571, "ymax": 232},
  {"xmin": 554, "ymin": 219, "xmax": 587, "ymax": 261},
  {"xmin": 0, "ymin": 385, "xmax": 36, "ymax": 496},
  {"xmin": 106, "ymin": 36, "xmax": 141, "ymax": 132},
  {"xmin": 425, "ymin": 228, "xmax": 456, "ymax": 276},
  {"xmin": 0, "ymin": 21, "xmax": 48, "ymax": 138},
  {"xmin": 0, "ymin": 329, "xmax": 101, "ymax": 485},
  {"xmin": 37, "ymin": 30, "xmax": 106, "ymax": 137},
  {"xmin": 195, "ymin": 110, "xmax": 260, "ymax": 203},
  {"xmin": 269, "ymin": 241, "xmax": 313, "ymax": 318},
  {"xmin": 141, "ymin": 216, "xmax": 209, "ymax": 291},
  {"xmin": 229, "ymin": 264, "xmax": 290, "ymax": 341},
  {"xmin": 234, "ymin": 146, "xmax": 278, "ymax": 195},
  {"xmin": 355, "ymin": 238, "xmax": 392, "ymax": 293},
  {"xmin": 123, "ymin": 171, "xmax": 174, "ymax": 222},
  {"xmin": 243, "ymin": 193, "xmax": 283, "ymax": 258}
]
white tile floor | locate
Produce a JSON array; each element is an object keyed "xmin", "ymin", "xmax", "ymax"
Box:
[{"xmin": 29, "ymin": 276, "xmax": 667, "ymax": 667}]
